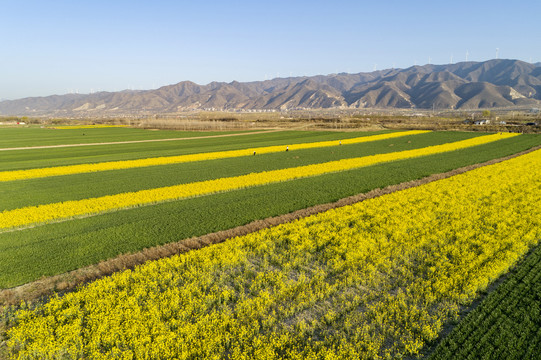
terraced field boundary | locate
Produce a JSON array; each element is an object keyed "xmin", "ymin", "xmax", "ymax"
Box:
[
  {"xmin": 0, "ymin": 133, "xmax": 515, "ymax": 230},
  {"xmin": 2, "ymin": 144, "xmax": 539, "ymax": 306}
]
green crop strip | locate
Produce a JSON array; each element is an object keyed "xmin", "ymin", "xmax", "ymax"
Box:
[
  {"xmin": 428, "ymin": 242, "xmax": 541, "ymax": 360},
  {"xmin": 0, "ymin": 127, "xmax": 253, "ymax": 148},
  {"xmin": 0, "ymin": 130, "xmax": 391, "ymax": 171},
  {"xmin": 0, "ymin": 133, "xmax": 515, "ymax": 230},
  {"xmin": 0, "ymin": 133, "xmax": 538, "ymax": 288},
  {"xmin": 0, "ymin": 131, "xmax": 476, "ymax": 210},
  {"xmin": 4, "ymin": 146, "xmax": 540, "ymax": 359},
  {"xmin": 0, "ymin": 130, "xmax": 428, "ymax": 182}
]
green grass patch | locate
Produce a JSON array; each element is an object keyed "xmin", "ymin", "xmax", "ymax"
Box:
[{"xmin": 0, "ymin": 133, "xmax": 538, "ymax": 288}]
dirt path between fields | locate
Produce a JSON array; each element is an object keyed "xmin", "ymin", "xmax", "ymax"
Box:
[
  {"xmin": 0, "ymin": 128, "xmax": 285, "ymax": 151},
  {"xmin": 1, "ymin": 144, "xmax": 540, "ymax": 306}
]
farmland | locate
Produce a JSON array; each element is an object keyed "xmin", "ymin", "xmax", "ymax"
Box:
[
  {"xmin": 0, "ymin": 133, "xmax": 518, "ymax": 229},
  {"xmin": 0, "ymin": 128, "xmax": 391, "ymax": 171},
  {"xmin": 4, "ymin": 139, "xmax": 541, "ymax": 359},
  {"xmin": 0, "ymin": 125, "xmax": 540, "ymax": 359},
  {"xmin": 428, "ymin": 242, "xmax": 541, "ymax": 360},
  {"xmin": 0, "ymin": 126, "xmax": 256, "ymax": 148},
  {"xmin": 0, "ymin": 130, "xmax": 429, "ymax": 181}
]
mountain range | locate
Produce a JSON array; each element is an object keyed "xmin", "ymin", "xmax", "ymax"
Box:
[{"xmin": 1, "ymin": 59, "xmax": 541, "ymax": 116}]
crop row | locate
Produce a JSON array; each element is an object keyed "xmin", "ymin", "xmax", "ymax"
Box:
[
  {"xmin": 428, "ymin": 235, "xmax": 541, "ymax": 359},
  {"xmin": 2, "ymin": 133, "xmax": 537, "ymax": 288},
  {"xmin": 0, "ymin": 130, "xmax": 428, "ymax": 181},
  {"xmin": 0, "ymin": 133, "xmax": 516, "ymax": 230},
  {"xmin": 0, "ymin": 129, "xmax": 390, "ymax": 171},
  {"xmin": 5, "ymin": 147, "xmax": 540, "ymax": 359},
  {"xmin": 0, "ymin": 131, "xmax": 475, "ymax": 211}
]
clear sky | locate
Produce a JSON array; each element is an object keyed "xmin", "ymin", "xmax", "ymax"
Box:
[{"xmin": 1, "ymin": 0, "xmax": 540, "ymax": 100}]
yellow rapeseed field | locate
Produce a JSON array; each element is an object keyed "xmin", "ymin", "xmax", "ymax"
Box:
[
  {"xmin": 0, "ymin": 130, "xmax": 428, "ymax": 182},
  {"xmin": 6, "ymin": 148, "xmax": 540, "ymax": 359},
  {"xmin": 0, "ymin": 133, "xmax": 517, "ymax": 230}
]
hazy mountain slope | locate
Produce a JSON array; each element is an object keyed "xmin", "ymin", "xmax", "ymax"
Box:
[
  {"xmin": 251, "ymin": 79, "xmax": 346, "ymax": 109},
  {"xmin": 1, "ymin": 59, "xmax": 540, "ymax": 116}
]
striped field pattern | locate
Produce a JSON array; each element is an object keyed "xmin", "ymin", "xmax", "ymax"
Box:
[
  {"xmin": 0, "ymin": 133, "xmax": 517, "ymax": 230},
  {"xmin": 0, "ymin": 130, "xmax": 429, "ymax": 182}
]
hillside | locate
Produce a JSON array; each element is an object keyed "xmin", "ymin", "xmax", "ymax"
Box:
[{"xmin": 1, "ymin": 59, "xmax": 540, "ymax": 116}]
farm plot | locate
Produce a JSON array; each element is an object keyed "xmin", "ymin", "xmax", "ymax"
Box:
[
  {"xmin": 0, "ymin": 126, "xmax": 255, "ymax": 148},
  {"xmin": 0, "ymin": 131, "xmax": 473, "ymax": 210},
  {"xmin": 428, "ymin": 239, "xmax": 541, "ymax": 360},
  {"xmin": 0, "ymin": 132, "xmax": 518, "ymax": 229},
  {"xmin": 5, "ymin": 146, "xmax": 540, "ymax": 359},
  {"xmin": 0, "ymin": 130, "xmax": 428, "ymax": 181},
  {"xmin": 0, "ymin": 131, "xmax": 539, "ymax": 288},
  {"xmin": 0, "ymin": 128, "xmax": 391, "ymax": 171}
]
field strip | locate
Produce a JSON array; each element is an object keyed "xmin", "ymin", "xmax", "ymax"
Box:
[
  {"xmin": 1, "ymin": 144, "xmax": 539, "ymax": 304},
  {"xmin": 426, "ymin": 242, "xmax": 541, "ymax": 360},
  {"xmin": 50, "ymin": 125, "xmax": 129, "ymax": 129},
  {"xmin": 0, "ymin": 133, "xmax": 517, "ymax": 230},
  {"xmin": 5, "ymin": 146, "xmax": 540, "ymax": 359},
  {"xmin": 0, "ymin": 128, "xmax": 280, "ymax": 152},
  {"xmin": 0, "ymin": 130, "xmax": 428, "ymax": 182}
]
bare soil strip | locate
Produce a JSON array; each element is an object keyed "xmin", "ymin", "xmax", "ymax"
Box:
[
  {"xmin": 1, "ymin": 144, "xmax": 539, "ymax": 306},
  {"xmin": 0, "ymin": 129, "xmax": 282, "ymax": 151}
]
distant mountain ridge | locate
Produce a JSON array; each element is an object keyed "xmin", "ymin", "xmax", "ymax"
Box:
[{"xmin": 1, "ymin": 59, "xmax": 541, "ymax": 116}]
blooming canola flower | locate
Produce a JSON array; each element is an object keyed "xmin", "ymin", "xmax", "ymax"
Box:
[
  {"xmin": 6, "ymin": 146, "xmax": 540, "ymax": 359},
  {"xmin": 0, "ymin": 130, "xmax": 429, "ymax": 182},
  {"xmin": 0, "ymin": 133, "xmax": 518, "ymax": 230}
]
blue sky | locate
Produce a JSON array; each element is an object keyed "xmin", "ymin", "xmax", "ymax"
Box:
[{"xmin": 1, "ymin": 0, "xmax": 540, "ymax": 99}]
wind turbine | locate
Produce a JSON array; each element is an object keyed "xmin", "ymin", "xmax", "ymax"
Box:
[
  {"xmin": 496, "ymin": 48, "xmax": 500, "ymax": 59},
  {"xmin": 466, "ymin": 50, "xmax": 469, "ymax": 61}
]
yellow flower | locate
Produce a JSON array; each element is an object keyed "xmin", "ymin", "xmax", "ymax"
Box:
[
  {"xmin": 0, "ymin": 133, "xmax": 518, "ymax": 230},
  {"xmin": 0, "ymin": 130, "xmax": 429, "ymax": 182},
  {"xmin": 6, "ymin": 146, "xmax": 539, "ymax": 360}
]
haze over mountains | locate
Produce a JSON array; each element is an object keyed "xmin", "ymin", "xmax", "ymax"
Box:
[{"xmin": 1, "ymin": 59, "xmax": 541, "ymax": 116}]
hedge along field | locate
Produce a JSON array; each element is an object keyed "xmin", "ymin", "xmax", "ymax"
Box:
[
  {"xmin": 0, "ymin": 133, "xmax": 518, "ymax": 230},
  {"xmin": 5, "ymin": 148, "xmax": 540, "ymax": 359},
  {"xmin": 0, "ymin": 126, "xmax": 255, "ymax": 148},
  {"xmin": 0, "ymin": 129, "xmax": 392, "ymax": 171},
  {"xmin": 0, "ymin": 131, "xmax": 478, "ymax": 211},
  {"xmin": 0, "ymin": 130, "xmax": 429, "ymax": 182},
  {"xmin": 0, "ymin": 134, "xmax": 539, "ymax": 288}
]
